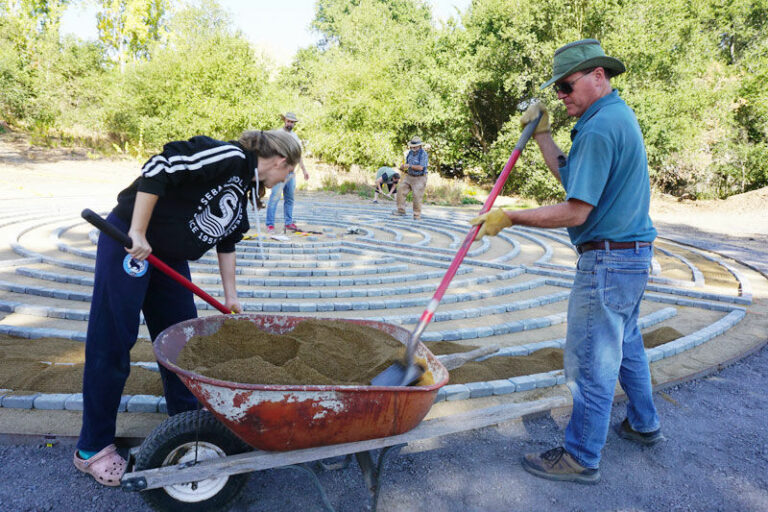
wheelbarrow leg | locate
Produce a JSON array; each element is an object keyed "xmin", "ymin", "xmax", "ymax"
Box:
[
  {"xmin": 355, "ymin": 444, "xmax": 406, "ymax": 512},
  {"xmin": 317, "ymin": 454, "xmax": 353, "ymax": 471},
  {"xmin": 275, "ymin": 464, "xmax": 337, "ymax": 512}
]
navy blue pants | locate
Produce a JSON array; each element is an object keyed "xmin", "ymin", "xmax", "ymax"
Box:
[{"xmin": 77, "ymin": 213, "xmax": 199, "ymax": 452}]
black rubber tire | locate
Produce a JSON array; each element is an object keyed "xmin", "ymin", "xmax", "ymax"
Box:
[{"xmin": 133, "ymin": 410, "xmax": 252, "ymax": 512}]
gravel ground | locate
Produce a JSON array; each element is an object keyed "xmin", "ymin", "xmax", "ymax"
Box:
[{"xmin": 1, "ymin": 342, "xmax": 766, "ymax": 512}]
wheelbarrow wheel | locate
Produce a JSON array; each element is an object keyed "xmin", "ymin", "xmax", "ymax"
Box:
[{"xmin": 134, "ymin": 409, "xmax": 251, "ymax": 512}]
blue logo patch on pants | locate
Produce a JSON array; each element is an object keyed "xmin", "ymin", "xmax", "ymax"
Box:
[{"xmin": 122, "ymin": 254, "xmax": 148, "ymax": 277}]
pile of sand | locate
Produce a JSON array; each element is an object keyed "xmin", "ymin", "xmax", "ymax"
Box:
[
  {"xmin": 176, "ymin": 318, "xmax": 406, "ymax": 386},
  {"xmin": 0, "ymin": 335, "xmax": 161, "ymax": 394},
  {"xmin": 438, "ymin": 327, "xmax": 682, "ymax": 384}
]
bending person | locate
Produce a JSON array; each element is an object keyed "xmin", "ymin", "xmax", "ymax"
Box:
[
  {"xmin": 74, "ymin": 130, "xmax": 301, "ymax": 487},
  {"xmin": 373, "ymin": 166, "xmax": 400, "ymax": 203}
]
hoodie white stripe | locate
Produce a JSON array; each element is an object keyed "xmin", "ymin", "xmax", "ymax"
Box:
[
  {"xmin": 141, "ymin": 144, "xmax": 240, "ymax": 175},
  {"xmin": 166, "ymin": 144, "xmax": 242, "ymax": 164},
  {"xmin": 143, "ymin": 148, "xmax": 245, "ymax": 178}
]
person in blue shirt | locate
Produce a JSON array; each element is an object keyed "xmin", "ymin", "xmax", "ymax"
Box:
[
  {"xmin": 471, "ymin": 39, "xmax": 662, "ymax": 484},
  {"xmin": 395, "ymin": 136, "xmax": 429, "ymax": 220}
]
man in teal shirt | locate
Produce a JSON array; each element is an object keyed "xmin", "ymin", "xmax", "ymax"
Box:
[
  {"xmin": 558, "ymin": 88, "xmax": 656, "ymax": 245},
  {"xmin": 472, "ymin": 39, "xmax": 662, "ymax": 484}
]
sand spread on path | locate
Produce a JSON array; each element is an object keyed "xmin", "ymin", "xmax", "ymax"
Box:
[{"xmin": 0, "ymin": 325, "xmax": 684, "ymax": 392}]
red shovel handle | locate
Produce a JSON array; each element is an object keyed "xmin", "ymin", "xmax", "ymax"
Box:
[{"xmin": 81, "ymin": 209, "xmax": 232, "ymax": 314}]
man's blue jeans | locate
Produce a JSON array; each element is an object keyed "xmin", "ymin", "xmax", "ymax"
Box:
[
  {"xmin": 564, "ymin": 245, "xmax": 660, "ymax": 469},
  {"xmin": 266, "ymin": 173, "xmax": 295, "ymax": 227}
]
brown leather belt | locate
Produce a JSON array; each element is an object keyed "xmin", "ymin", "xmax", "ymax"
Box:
[{"xmin": 576, "ymin": 240, "xmax": 652, "ymax": 254}]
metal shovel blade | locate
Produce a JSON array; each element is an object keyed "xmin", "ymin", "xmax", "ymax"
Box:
[{"xmin": 370, "ymin": 360, "xmax": 425, "ymax": 387}]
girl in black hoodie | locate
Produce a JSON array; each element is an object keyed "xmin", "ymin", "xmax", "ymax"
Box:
[{"xmin": 74, "ymin": 129, "xmax": 301, "ymax": 486}]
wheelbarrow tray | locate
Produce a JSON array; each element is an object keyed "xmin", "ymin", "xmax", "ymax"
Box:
[{"xmin": 154, "ymin": 314, "xmax": 448, "ymax": 452}]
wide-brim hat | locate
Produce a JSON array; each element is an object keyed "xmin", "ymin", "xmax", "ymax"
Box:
[
  {"xmin": 282, "ymin": 112, "xmax": 299, "ymax": 122},
  {"xmin": 408, "ymin": 136, "xmax": 424, "ymax": 148},
  {"xmin": 540, "ymin": 39, "xmax": 626, "ymax": 90}
]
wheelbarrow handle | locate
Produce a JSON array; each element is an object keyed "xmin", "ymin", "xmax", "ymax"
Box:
[
  {"xmin": 81, "ymin": 209, "xmax": 232, "ymax": 314},
  {"xmin": 82, "ymin": 208, "xmax": 134, "ymax": 248}
]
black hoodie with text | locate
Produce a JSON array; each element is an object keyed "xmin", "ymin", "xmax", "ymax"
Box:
[{"xmin": 113, "ymin": 136, "xmax": 255, "ymax": 261}]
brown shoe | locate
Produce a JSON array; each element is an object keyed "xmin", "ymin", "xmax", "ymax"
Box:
[
  {"xmin": 616, "ymin": 418, "xmax": 665, "ymax": 446},
  {"xmin": 521, "ymin": 447, "xmax": 600, "ymax": 484}
]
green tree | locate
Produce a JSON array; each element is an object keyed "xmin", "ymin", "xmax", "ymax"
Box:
[
  {"xmin": 103, "ymin": 0, "xmax": 274, "ymax": 147},
  {"xmin": 313, "ymin": 0, "xmax": 431, "ymax": 49},
  {"xmin": 3, "ymin": 0, "xmax": 767, "ymax": 199},
  {"xmin": 96, "ymin": 0, "xmax": 168, "ymax": 68},
  {"xmin": 430, "ymin": 0, "xmax": 585, "ymax": 197},
  {"xmin": 0, "ymin": 0, "xmax": 73, "ymax": 130},
  {"xmin": 295, "ymin": 0, "xmax": 435, "ymax": 167}
]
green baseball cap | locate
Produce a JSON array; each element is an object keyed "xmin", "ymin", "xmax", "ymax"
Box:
[{"xmin": 540, "ymin": 39, "xmax": 625, "ymax": 90}]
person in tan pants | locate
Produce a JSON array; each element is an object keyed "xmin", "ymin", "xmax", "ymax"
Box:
[{"xmin": 396, "ymin": 136, "xmax": 429, "ymax": 220}]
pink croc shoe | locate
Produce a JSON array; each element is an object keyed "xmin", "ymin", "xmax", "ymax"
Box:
[{"xmin": 73, "ymin": 444, "xmax": 127, "ymax": 487}]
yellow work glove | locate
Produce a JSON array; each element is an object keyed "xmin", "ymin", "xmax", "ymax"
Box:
[
  {"xmin": 469, "ymin": 207, "xmax": 513, "ymax": 240},
  {"xmin": 520, "ymin": 102, "xmax": 550, "ymax": 135}
]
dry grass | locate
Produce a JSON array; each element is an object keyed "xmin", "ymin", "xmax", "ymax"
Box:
[{"xmin": 297, "ymin": 159, "xmax": 484, "ymax": 206}]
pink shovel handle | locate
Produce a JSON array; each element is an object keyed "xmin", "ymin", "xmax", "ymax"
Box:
[
  {"xmin": 405, "ymin": 113, "xmax": 542, "ymax": 360},
  {"xmin": 146, "ymin": 254, "xmax": 232, "ymax": 314}
]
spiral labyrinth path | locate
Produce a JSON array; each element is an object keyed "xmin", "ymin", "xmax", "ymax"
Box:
[{"xmin": 1, "ymin": 195, "xmax": 766, "ymax": 414}]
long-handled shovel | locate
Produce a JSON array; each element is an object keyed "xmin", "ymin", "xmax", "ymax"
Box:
[
  {"xmin": 371, "ymin": 113, "xmax": 543, "ymax": 386},
  {"xmin": 81, "ymin": 209, "xmax": 232, "ymax": 314}
]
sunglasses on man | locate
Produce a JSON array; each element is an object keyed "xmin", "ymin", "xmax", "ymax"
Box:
[{"xmin": 553, "ymin": 68, "xmax": 597, "ymax": 95}]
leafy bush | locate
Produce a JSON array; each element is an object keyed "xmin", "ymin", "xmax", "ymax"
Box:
[
  {"xmin": 103, "ymin": 5, "xmax": 274, "ymax": 149},
  {"xmin": 0, "ymin": 40, "xmax": 33, "ymax": 122}
]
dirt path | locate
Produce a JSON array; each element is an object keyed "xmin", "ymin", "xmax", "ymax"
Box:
[
  {"xmin": 650, "ymin": 188, "xmax": 768, "ymax": 244},
  {"xmin": 0, "ymin": 132, "xmax": 138, "ymax": 205},
  {"xmin": 650, "ymin": 189, "xmax": 768, "ymax": 277}
]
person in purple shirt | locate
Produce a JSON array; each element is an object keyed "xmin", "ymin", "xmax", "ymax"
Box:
[{"xmin": 472, "ymin": 39, "xmax": 662, "ymax": 484}]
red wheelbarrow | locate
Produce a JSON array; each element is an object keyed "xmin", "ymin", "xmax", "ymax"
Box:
[
  {"xmin": 152, "ymin": 314, "xmax": 448, "ymax": 451},
  {"xmin": 121, "ymin": 313, "xmax": 565, "ymax": 512},
  {"xmin": 123, "ymin": 314, "xmax": 448, "ymax": 511}
]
